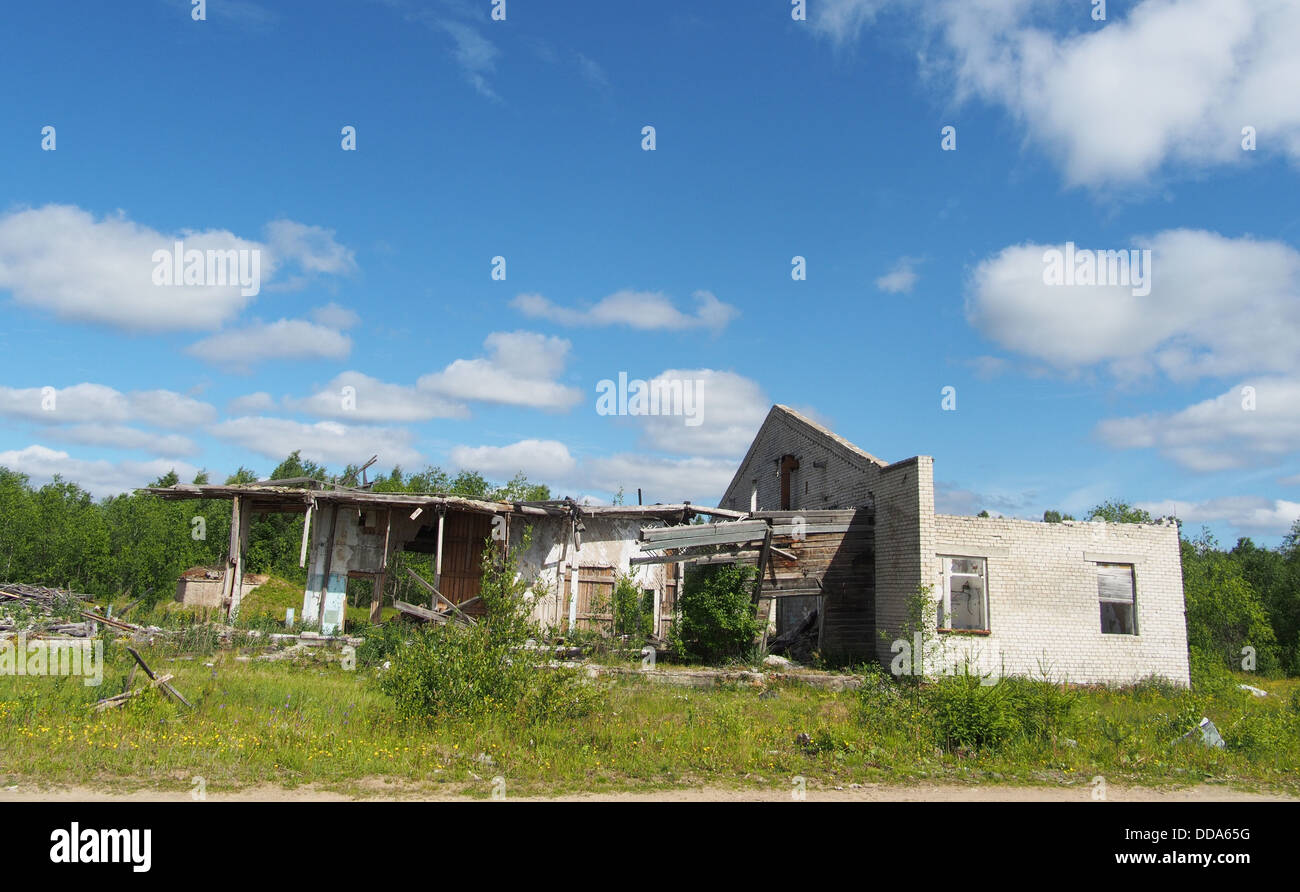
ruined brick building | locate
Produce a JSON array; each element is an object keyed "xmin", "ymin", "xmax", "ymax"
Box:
[{"xmin": 719, "ymin": 405, "xmax": 1191, "ymax": 686}]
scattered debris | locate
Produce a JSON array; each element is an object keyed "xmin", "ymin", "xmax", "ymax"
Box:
[
  {"xmin": 1180, "ymin": 717, "xmax": 1226, "ymax": 749},
  {"xmin": 125, "ymin": 647, "xmax": 193, "ymax": 710},
  {"xmin": 92, "ymin": 673, "xmax": 178, "ymax": 712},
  {"xmin": 1238, "ymin": 684, "xmax": 1269, "ymax": 698},
  {"xmin": 767, "ymin": 608, "xmax": 820, "ymax": 665},
  {"xmin": 762, "ymin": 654, "xmax": 793, "ymax": 669}
]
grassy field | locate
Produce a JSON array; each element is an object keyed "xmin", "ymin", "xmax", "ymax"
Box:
[{"xmin": 2, "ymin": 634, "xmax": 1298, "ymax": 799}]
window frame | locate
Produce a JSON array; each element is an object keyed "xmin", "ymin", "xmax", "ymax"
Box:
[
  {"xmin": 938, "ymin": 555, "xmax": 990, "ymax": 634},
  {"xmin": 1096, "ymin": 561, "xmax": 1138, "ymax": 635}
]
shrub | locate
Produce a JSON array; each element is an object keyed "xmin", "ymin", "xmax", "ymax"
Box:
[
  {"xmin": 376, "ymin": 529, "xmax": 601, "ymax": 724},
  {"xmin": 927, "ymin": 672, "xmax": 1019, "ymax": 751},
  {"xmin": 669, "ymin": 563, "xmax": 761, "ymax": 663}
]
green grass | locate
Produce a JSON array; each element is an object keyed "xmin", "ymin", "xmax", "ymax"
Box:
[{"xmin": 1, "ymin": 641, "xmax": 1297, "ymax": 798}]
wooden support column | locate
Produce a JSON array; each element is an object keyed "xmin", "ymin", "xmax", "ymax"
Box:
[
  {"xmin": 751, "ymin": 526, "xmax": 774, "ymax": 650},
  {"xmin": 556, "ymin": 517, "xmax": 570, "ymax": 630},
  {"xmin": 370, "ymin": 509, "xmax": 391, "ymax": 624},
  {"xmin": 225, "ymin": 496, "xmax": 253, "ymax": 623},
  {"xmin": 567, "ymin": 519, "xmax": 580, "ymax": 631},
  {"xmin": 432, "ymin": 507, "xmax": 446, "ymax": 609},
  {"xmin": 298, "ymin": 500, "xmax": 313, "ymax": 568}
]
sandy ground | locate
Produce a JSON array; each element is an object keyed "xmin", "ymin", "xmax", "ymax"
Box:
[{"xmin": 0, "ymin": 781, "xmax": 1293, "ymax": 802}]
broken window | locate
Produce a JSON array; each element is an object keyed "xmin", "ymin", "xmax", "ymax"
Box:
[
  {"xmin": 1097, "ymin": 562, "xmax": 1137, "ymax": 634},
  {"xmin": 940, "ymin": 556, "xmax": 988, "ymax": 631}
]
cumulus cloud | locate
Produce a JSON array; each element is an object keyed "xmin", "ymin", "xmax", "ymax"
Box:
[
  {"xmin": 1137, "ymin": 496, "xmax": 1300, "ymax": 537},
  {"xmin": 625, "ymin": 369, "xmax": 771, "ymax": 457},
  {"xmin": 586, "ymin": 454, "xmax": 741, "ymax": 505},
  {"xmin": 211, "ymin": 416, "xmax": 422, "ymax": 467},
  {"xmin": 0, "ymin": 383, "xmax": 215, "ymax": 429},
  {"xmin": 228, "ymin": 392, "xmax": 276, "ymax": 413},
  {"xmin": 0, "ymin": 205, "xmax": 266, "ymax": 331},
  {"xmin": 47, "ymin": 424, "xmax": 198, "ymax": 457},
  {"xmin": 811, "ymin": 0, "xmax": 1300, "ymax": 186},
  {"xmin": 1096, "ymin": 378, "xmax": 1300, "ymax": 472},
  {"xmin": 0, "ymin": 444, "xmax": 198, "ymax": 497},
  {"xmin": 512, "ymin": 289, "xmax": 739, "ymax": 333},
  {"xmin": 185, "ymin": 314, "xmax": 356, "ymax": 370},
  {"xmin": 287, "ymin": 371, "xmax": 467, "ymax": 422},
  {"xmin": 449, "ymin": 439, "xmax": 577, "ymax": 481},
  {"xmin": 418, "ymin": 331, "xmax": 582, "ymax": 410},
  {"xmin": 264, "ymin": 221, "xmax": 357, "ymax": 277},
  {"xmin": 934, "ymin": 481, "xmax": 1037, "ymax": 517},
  {"xmin": 966, "ymin": 230, "xmax": 1300, "ymax": 381},
  {"xmin": 0, "ymin": 205, "xmax": 355, "ymax": 331}
]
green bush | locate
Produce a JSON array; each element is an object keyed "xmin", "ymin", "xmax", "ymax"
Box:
[
  {"xmin": 668, "ymin": 563, "xmax": 762, "ymax": 663},
  {"xmin": 376, "ymin": 530, "xmax": 602, "ymax": 724},
  {"xmin": 926, "ymin": 672, "xmax": 1019, "ymax": 751}
]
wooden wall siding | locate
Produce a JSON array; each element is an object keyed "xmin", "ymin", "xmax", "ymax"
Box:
[
  {"xmin": 758, "ymin": 509, "xmax": 876, "ymax": 662},
  {"xmin": 572, "ymin": 566, "xmax": 615, "ymax": 631},
  {"xmin": 437, "ymin": 511, "xmax": 495, "ymax": 613},
  {"xmin": 659, "ymin": 579, "xmax": 677, "ymax": 638}
]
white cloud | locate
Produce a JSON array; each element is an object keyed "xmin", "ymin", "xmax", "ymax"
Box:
[
  {"xmin": 934, "ymin": 481, "xmax": 1037, "ymax": 517},
  {"xmin": 629, "ymin": 369, "xmax": 771, "ymax": 457},
  {"xmin": 450, "ymin": 439, "xmax": 577, "ymax": 481},
  {"xmin": 811, "ymin": 0, "xmax": 1300, "ymax": 186},
  {"xmin": 311, "ymin": 302, "xmax": 361, "ymax": 329},
  {"xmin": 0, "ymin": 205, "xmax": 267, "ymax": 331},
  {"xmin": 512, "ymin": 289, "xmax": 739, "ymax": 333},
  {"xmin": 1137, "ymin": 496, "xmax": 1300, "ymax": 537},
  {"xmin": 185, "ymin": 317, "xmax": 353, "ymax": 370},
  {"xmin": 0, "ymin": 383, "xmax": 215, "ymax": 429},
  {"xmin": 0, "ymin": 205, "xmax": 356, "ymax": 331},
  {"xmin": 586, "ymin": 454, "xmax": 740, "ymax": 506},
  {"xmin": 966, "ymin": 230, "xmax": 1300, "ymax": 380},
  {"xmin": 287, "ymin": 372, "xmax": 467, "ymax": 422},
  {"xmin": 418, "ymin": 331, "xmax": 581, "ymax": 410},
  {"xmin": 211, "ymin": 416, "xmax": 422, "ymax": 467},
  {"xmin": 1096, "ymin": 378, "xmax": 1300, "ymax": 472},
  {"xmin": 228, "ymin": 392, "xmax": 276, "ymax": 413},
  {"xmin": 48, "ymin": 424, "xmax": 198, "ymax": 457},
  {"xmin": 876, "ymin": 257, "xmax": 921, "ymax": 294},
  {"xmin": 264, "ymin": 221, "xmax": 357, "ymax": 276},
  {"xmin": 0, "ymin": 444, "xmax": 198, "ymax": 497},
  {"xmin": 810, "ymin": 0, "xmax": 892, "ymax": 47}
]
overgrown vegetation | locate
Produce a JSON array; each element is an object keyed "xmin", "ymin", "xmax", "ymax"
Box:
[
  {"xmin": 375, "ymin": 530, "xmax": 601, "ymax": 724},
  {"xmin": 2, "ymin": 649, "xmax": 1296, "ymax": 797},
  {"xmin": 669, "ymin": 563, "xmax": 762, "ymax": 663}
]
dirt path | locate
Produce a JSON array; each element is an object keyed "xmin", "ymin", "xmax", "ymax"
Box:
[{"xmin": 1, "ymin": 781, "xmax": 1293, "ymax": 802}]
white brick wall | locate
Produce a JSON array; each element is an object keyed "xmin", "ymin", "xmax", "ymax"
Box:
[{"xmin": 916, "ymin": 515, "xmax": 1190, "ymax": 686}]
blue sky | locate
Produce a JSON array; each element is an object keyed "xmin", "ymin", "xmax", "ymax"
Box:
[{"xmin": 1, "ymin": 0, "xmax": 1298, "ymax": 544}]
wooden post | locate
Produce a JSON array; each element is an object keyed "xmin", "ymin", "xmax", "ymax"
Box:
[
  {"xmin": 230, "ymin": 498, "xmax": 251, "ymax": 620},
  {"xmin": 298, "ymin": 501, "xmax": 313, "ymax": 568},
  {"xmin": 223, "ymin": 496, "xmax": 243, "ymax": 623},
  {"xmin": 432, "ymin": 508, "xmax": 446, "ymax": 609},
  {"xmin": 370, "ymin": 509, "xmax": 391, "ymax": 624}
]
